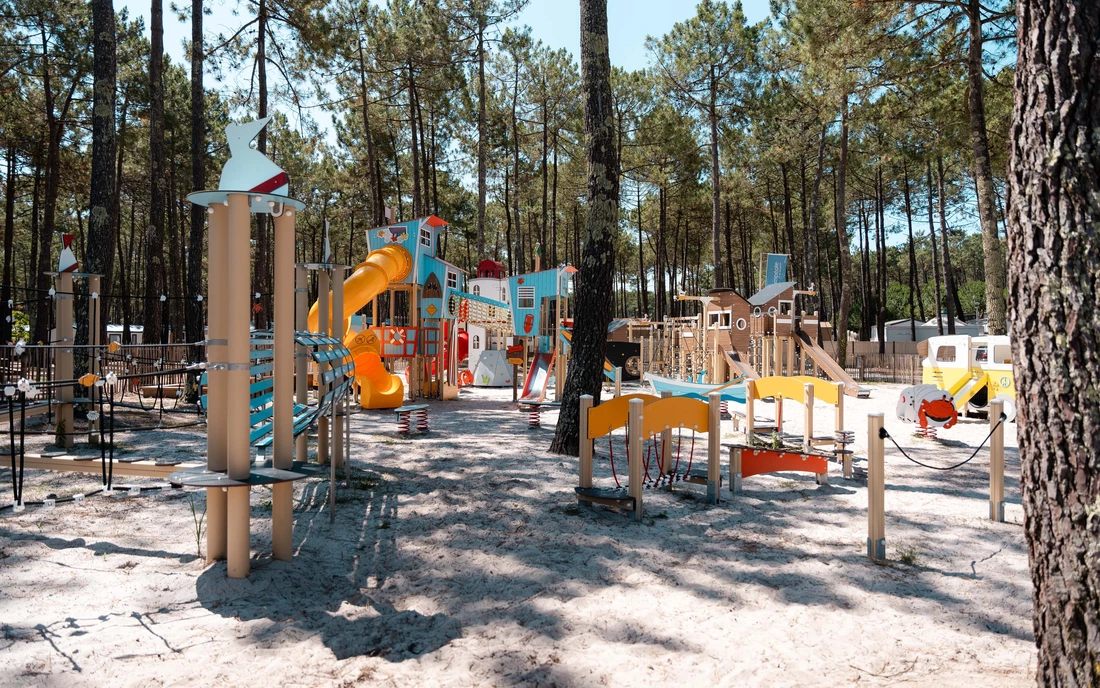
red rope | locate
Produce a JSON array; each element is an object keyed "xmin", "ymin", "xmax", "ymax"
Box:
[
  {"xmin": 684, "ymin": 430, "xmax": 696, "ymax": 476},
  {"xmin": 607, "ymin": 433, "xmax": 622, "ymax": 488}
]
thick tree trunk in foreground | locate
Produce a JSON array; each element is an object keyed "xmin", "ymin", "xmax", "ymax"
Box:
[
  {"xmin": 550, "ymin": 0, "xmax": 619, "ymax": 456},
  {"xmin": 1007, "ymin": 0, "xmax": 1100, "ymax": 681},
  {"xmin": 967, "ymin": 0, "xmax": 1007, "ymax": 334}
]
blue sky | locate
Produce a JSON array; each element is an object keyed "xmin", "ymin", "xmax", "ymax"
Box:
[{"xmin": 124, "ymin": 0, "xmax": 774, "ymax": 79}]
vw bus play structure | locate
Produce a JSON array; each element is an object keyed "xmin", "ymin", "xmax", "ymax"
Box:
[{"xmin": 921, "ymin": 334, "xmax": 1016, "ymax": 420}]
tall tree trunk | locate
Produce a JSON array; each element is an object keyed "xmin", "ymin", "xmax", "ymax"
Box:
[
  {"xmin": 511, "ymin": 58, "xmax": 521, "ymax": 273},
  {"xmin": 966, "ymin": 0, "xmax": 1006, "ymax": 334},
  {"xmin": 1007, "ymin": 0, "xmax": 1100, "ymax": 679},
  {"xmin": 475, "ymin": 23, "xmax": 487, "ymax": 256},
  {"xmin": 708, "ymin": 69, "xmax": 723, "ymax": 287},
  {"xmin": 903, "ymin": 163, "xmax": 919, "ymax": 339},
  {"xmin": 408, "ymin": 62, "xmax": 421, "ymax": 218},
  {"xmin": 875, "ymin": 166, "xmax": 887, "ymax": 352},
  {"xmin": 551, "ymin": 132, "xmax": 559, "ymax": 266},
  {"xmin": 356, "ymin": 32, "xmax": 383, "ymax": 226},
  {"xmin": 79, "ymin": 0, "xmax": 118, "ymax": 365},
  {"xmin": 34, "ymin": 29, "xmax": 61, "ymax": 344},
  {"xmin": 145, "ymin": 0, "xmax": 166, "ymax": 343},
  {"xmin": 253, "ymin": 0, "xmax": 270, "ymax": 328},
  {"xmin": 807, "ymin": 123, "xmax": 827, "ymax": 290},
  {"xmin": 926, "ymin": 159, "xmax": 944, "ymax": 335},
  {"xmin": 936, "ymin": 155, "xmax": 961, "ymax": 333},
  {"xmin": 29, "ymin": 150, "xmax": 41, "ymax": 338},
  {"xmin": 835, "ymin": 95, "xmax": 853, "ymax": 367},
  {"xmin": 186, "ymin": 0, "xmax": 205, "ymax": 357},
  {"xmin": 541, "ymin": 101, "xmax": 549, "ymax": 253},
  {"xmin": 551, "ymin": 0, "xmax": 619, "ymax": 455},
  {"xmin": 635, "ymin": 184, "xmax": 646, "ymax": 315},
  {"xmin": 781, "ymin": 162, "xmax": 795, "ymax": 267},
  {"xmin": 504, "ymin": 165, "xmax": 513, "ymax": 274},
  {"xmin": 2, "ymin": 146, "xmax": 15, "ymax": 342}
]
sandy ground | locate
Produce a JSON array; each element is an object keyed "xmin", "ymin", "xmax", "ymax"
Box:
[{"xmin": 0, "ymin": 382, "xmax": 1034, "ymax": 686}]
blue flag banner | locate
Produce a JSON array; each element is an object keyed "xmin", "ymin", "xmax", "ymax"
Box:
[{"xmin": 765, "ymin": 254, "xmax": 788, "ymax": 286}]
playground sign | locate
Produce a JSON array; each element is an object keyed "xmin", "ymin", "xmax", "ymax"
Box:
[{"xmin": 765, "ymin": 254, "xmax": 788, "ymax": 286}]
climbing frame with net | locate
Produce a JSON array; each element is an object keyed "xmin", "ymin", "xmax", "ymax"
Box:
[{"xmin": 447, "ymin": 291, "xmax": 513, "ymax": 332}]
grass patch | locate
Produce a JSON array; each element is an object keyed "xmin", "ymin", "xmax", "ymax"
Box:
[{"xmin": 897, "ymin": 543, "xmax": 920, "ymax": 566}]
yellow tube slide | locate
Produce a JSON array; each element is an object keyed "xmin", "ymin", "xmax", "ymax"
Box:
[{"xmin": 307, "ymin": 244, "xmax": 413, "ymax": 409}]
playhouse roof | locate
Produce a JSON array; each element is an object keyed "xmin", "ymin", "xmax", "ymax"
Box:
[{"xmin": 748, "ymin": 281, "xmax": 797, "ymax": 306}]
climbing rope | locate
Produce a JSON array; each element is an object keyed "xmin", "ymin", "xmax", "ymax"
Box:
[{"xmin": 880, "ymin": 414, "xmax": 1007, "ymax": 471}]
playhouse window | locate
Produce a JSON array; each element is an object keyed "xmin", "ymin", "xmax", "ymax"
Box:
[
  {"xmin": 472, "ymin": 284, "xmax": 481, "ymax": 296},
  {"xmin": 707, "ymin": 311, "xmax": 731, "ymax": 329},
  {"xmin": 446, "ymin": 271, "xmax": 457, "ymax": 289},
  {"xmin": 518, "ymin": 286, "xmax": 536, "ymax": 309},
  {"xmin": 501, "ymin": 287, "xmax": 508, "ymax": 302},
  {"xmin": 419, "ymin": 227, "xmax": 432, "ymax": 248},
  {"xmin": 779, "ymin": 300, "xmax": 793, "ymax": 316},
  {"xmin": 473, "ymin": 335, "xmax": 481, "ymax": 350},
  {"xmin": 936, "ymin": 345, "xmax": 957, "ymax": 363}
]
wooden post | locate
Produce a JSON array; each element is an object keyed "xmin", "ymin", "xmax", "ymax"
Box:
[
  {"xmin": 989, "ymin": 399, "xmax": 1005, "ymax": 522},
  {"xmin": 206, "ymin": 203, "xmax": 228, "ymax": 563},
  {"xmin": 707, "ymin": 392, "xmax": 721, "ymax": 504},
  {"xmin": 614, "ymin": 366, "xmax": 622, "ymax": 397},
  {"xmin": 226, "ymin": 192, "xmax": 252, "ymax": 579},
  {"xmin": 317, "ymin": 269, "xmax": 330, "ymax": 464},
  {"xmin": 837, "ymin": 382, "xmax": 851, "ymax": 479},
  {"xmin": 773, "ymin": 334, "xmax": 782, "ymax": 378},
  {"xmin": 867, "ymin": 412, "xmax": 885, "ymax": 561},
  {"xmin": 786, "ymin": 335, "xmax": 795, "ymax": 377},
  {"xmin": 579, "ymin": 394, "xmax": 593, "ymax": 506},
  {"xmin": 628, "ymin": 398, "xmax": 644, "ymax": 522},
  {"xmin": 54, "ymin": 272, "xmax": 74, "ymax": 449},
  {"xmin": 272, "ymin": 209, "xmax": 295, "ymax": 562},
  {"xmin": 86, "ymin": 275, "xmax": 101, "ymax": 441},
  {"xmin": 646, "ymin": 336, "xmax": 653, "ymax": 378},
  {"xmin": 803, "ymin": 383, "xmax": 814, "ymax": 452},
  {"xmin": 746, "ymin": 378, "xmax": 756, "ymax": 440},
  {"xmin": 729, "ymin": 446, "xmax": 743, "ymax": 493},
  {"xmin": 332, "ymin": 266, "xmax": 346, "ymax": 470},
  {"xmin": 294, "ymin": 265, "xmax": 308, "ymax": 462},
  {"xmin": 659, "ymin": 390, "xmax": 672, "ymax": 481}
]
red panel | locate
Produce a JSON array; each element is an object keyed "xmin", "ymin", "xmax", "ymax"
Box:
[{"xmin": 741, "ymin": 449, "xmax": 828, "ymax": 479}]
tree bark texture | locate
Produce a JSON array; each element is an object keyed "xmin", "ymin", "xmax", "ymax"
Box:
[
  {"xmin": 967, "ymin": 0, "xmax": 1007, "ymax": 334},
  {"xmin": 144, "ymin": 0, "xmax": 166, "ymax": 343},
  {"xmin": 835, "ymin": 95, "xmax": 853, "ymax": 368},
  {"xmin": 77, "ymin": 0, "xmax": 118, "ymax": 367},
  {"xmin": 550, "ymin": 0, "xmax": 619, "ymax": 456},
  {"xmin": 186, "ymin": 0, "xmax": 205, "ymax": 357},
  {"xmin": 1007, "ymin": 0, "xmax": 1100, "ymax": 681}
]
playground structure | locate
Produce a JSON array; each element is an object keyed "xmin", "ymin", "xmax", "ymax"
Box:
[
  {"xmin": 3, "ymin": 117, "xmax": 356, "ymax": 580},
  {"xmin": 309, "ymin": 215, "xmax": 467, "ymax": 409},
  {"xmin": 623, "ymin": 278, "xmax": 869, "ymax": 398},
  {"xmin": 730, "ymin": 375, "xmax": 854, "ymax": 481},
  {"xmin": 576, "ymin": 391, "xmax": 723, "ymax": 521},
  {"xmin": 921, "ymin": 334, "xmax": 1016, "ymax": 420}
]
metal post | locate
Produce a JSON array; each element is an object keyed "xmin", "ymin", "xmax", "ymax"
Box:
[{"xmin": 989, "ymin": 400, "xmax": 1005, "ymax": 522}]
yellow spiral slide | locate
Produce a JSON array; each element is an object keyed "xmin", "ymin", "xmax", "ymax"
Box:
[{"xmin": 307, "ymin": 244, "xmax": 413, "ymax": 409}]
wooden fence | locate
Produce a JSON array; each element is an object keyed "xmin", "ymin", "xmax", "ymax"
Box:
[{"xmin": 819, "ymin": 340, "xmax": 923, "ymax": 385}]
